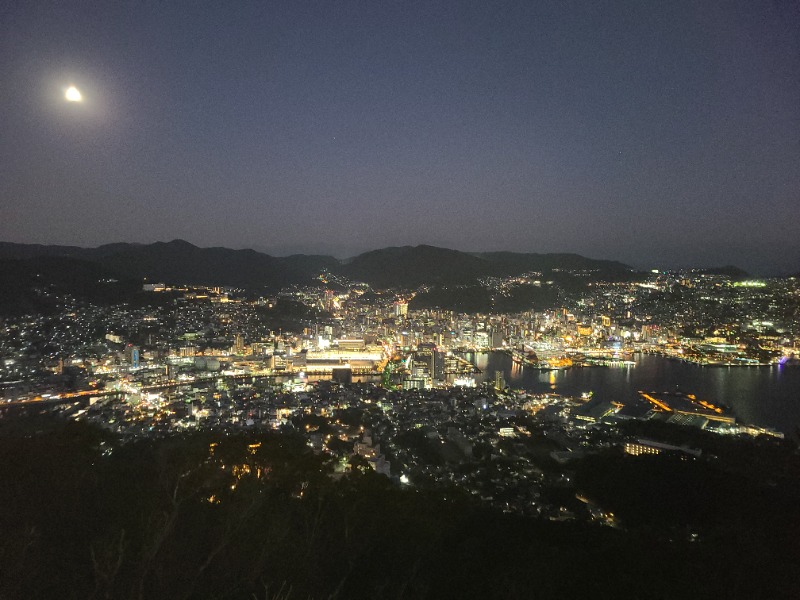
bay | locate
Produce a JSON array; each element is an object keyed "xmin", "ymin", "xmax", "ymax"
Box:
[{"xmin": 462, "ymin": 351, "xmax": 800, "ymax": 432}]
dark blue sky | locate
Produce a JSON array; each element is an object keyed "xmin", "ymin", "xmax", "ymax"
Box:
[{"xmin": 1, "ymin": 1, "xmax": 798, "ymax": 273}]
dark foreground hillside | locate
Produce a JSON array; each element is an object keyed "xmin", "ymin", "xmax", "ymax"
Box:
[{"xmin": 1, "ymin": 417, "xmax": 798, "ymax": 600}]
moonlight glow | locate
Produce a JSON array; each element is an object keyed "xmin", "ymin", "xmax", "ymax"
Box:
[{"xmin": 65, "ymin": 86, "xmax": 82, "ymax": 102}]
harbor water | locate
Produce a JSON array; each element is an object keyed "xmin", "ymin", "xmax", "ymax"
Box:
[{"xmin": 462, "ymin": 351, "xmax": 800, "ymax": 432}]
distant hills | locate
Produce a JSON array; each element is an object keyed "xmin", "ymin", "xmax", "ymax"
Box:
[
  {"xmin": 695, "ymin": 265, "xmax": 750, "ymax": 278},
  {"xmin": 0, "ymin": 241, "xmax": 635, "ymax": 291},
  {"xmin": 0, "ymin": 240, "xmax": 339, "ymax": 290},
  {"xmin": 344, "ymin": 245, "xmax": 634, "ymax": 287},
  {"xmin": 0, "ymin": 256, "xmax": 143, "ymax": 315}
]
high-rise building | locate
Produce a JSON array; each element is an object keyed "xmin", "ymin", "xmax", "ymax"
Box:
[
  {"xmin": 494, "ymin": 370, "xmax": 506, "ymax": 391},
  {"xmin": 490, "ymin": 328, "xmax": 504, "ymax": 348},
  {"xmin": 125, "ymin": 344, "xmax": 140, "ymax": 368}
]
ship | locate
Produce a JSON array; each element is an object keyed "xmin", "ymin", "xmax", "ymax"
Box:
[
  {"xmin": 507, "ymin": 347, "xmax": 572, "ymax": 370},
  {"xmin": 779, "ymin": 353, "xmax": 800, "ymax": 367}
]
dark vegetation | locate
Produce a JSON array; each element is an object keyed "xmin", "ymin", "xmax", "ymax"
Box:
[
  {"xmin": 0, "ymin": 257, "xmax": 168, "ymax": 315},
  {"xmin": 411, "ymin": 283, "xmax": 561, "ymax": 313},
  {"xmin": 1, "ymin": 415, "xmax": 799, "ymax": 599},
  {"xmin": 342, "ymin": 246, "xmax": 489, "ymax": 287},
  {"xmin": 254, "ymin": 299, "xmax": 331, "ymax": 333},
  {"xmin": 696, "ymin": 265, "xmax": 750, "ymax": 278},
  {"xmin": 475, "ymin": 250, "xmax": 633, "ymax": 277},
  {"xmin": 574, "ymin": 447, "xmax": 800, "ymax": 599}
]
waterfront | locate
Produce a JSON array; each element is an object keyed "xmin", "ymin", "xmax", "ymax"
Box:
[{"xmin": 464, "ymin": 352, "xmax": 800, "ymax": 432}]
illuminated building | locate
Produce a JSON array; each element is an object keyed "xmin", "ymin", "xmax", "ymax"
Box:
[
  {"xmin": 233, "ymin": 334, "xmax": 245, "ymax": 355},
  {"xmin": 125, "ymin": 345, "xmax": 140, "ymax": 368},
  {"xmin": 624, "ymin": 442, "xmax": 661, "ymax": 456},
  {"xmin": 395, "ymin": 301, "xmax": 408, "ymax": 317},
  {"xmin": 625, "ymin": 439, "xmax": 701, "ymax": 457},
  {"xmin": 494, "ymin": 370, "xmax": 506, "ymax": 391},
  {"xmin": 324, "ymin": 290, "xmax": 335, "ymax": 311},
  {"xmin": 337, "ymin": 339, "xmax": 365, "ymax": 351}
]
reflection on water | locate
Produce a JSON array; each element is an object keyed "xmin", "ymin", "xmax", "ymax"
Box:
[
  {"xmin": 462, "ymin": 351, "xmax": 800, "ymax": 431},
  {"xmin": 474, "ymin": 351, "xmax": 489, "ymax": 372}
]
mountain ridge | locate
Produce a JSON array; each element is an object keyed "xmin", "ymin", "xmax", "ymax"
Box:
[{"xmin": 0, "ymin": 240, "xmax": 636, "ymax": 289}]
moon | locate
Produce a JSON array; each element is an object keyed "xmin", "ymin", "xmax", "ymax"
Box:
[{"xmin": 65, "ymin": 86, "xmax": 82, "ymax": 102}]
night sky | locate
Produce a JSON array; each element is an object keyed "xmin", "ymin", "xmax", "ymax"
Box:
[{"xmin": 1, "ymin": 1, "xmax": 798, "ymax": 273}]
